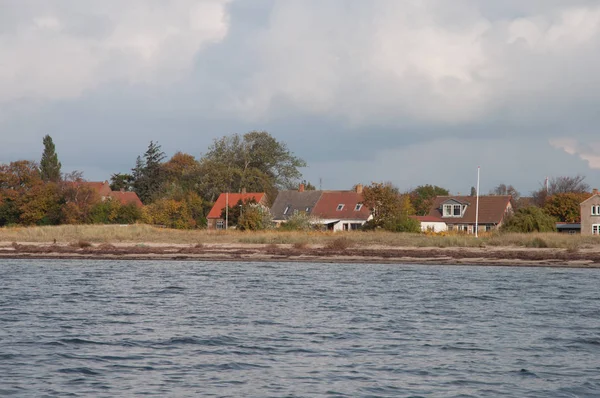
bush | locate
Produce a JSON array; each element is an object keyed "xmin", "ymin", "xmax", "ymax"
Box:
[
  {"xmin": 280, "ymin": 212, "xmax": 319, "ymax": 231},
  {"xmin": 501, "ymin": 206, "xmax": 557, "ymax": 233},
  {"xmin": 326, "ymin": 237, "xmax": 354, "ymax": 250}
]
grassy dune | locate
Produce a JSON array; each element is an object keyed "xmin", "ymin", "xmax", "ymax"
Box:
[{"xmin": 0, "ymin": 224, "xmax": 599, "ymax": 249}]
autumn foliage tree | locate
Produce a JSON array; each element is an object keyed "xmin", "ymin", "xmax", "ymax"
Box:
[
  {"xmin": 409, "ymin": 184, "xmax": 450, "ymax": 216},
  {"xmin": 543, "ymin": 192, "xmax": 591, "ymax": 223},
  {"xmin": 361, "ymin": 182, "xmax": 419, "ymax": 232}
]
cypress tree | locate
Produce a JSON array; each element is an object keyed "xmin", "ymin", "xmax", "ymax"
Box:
[{"xmin": 40, "ymin": 135, "xmax": 62, "ymax": 182}]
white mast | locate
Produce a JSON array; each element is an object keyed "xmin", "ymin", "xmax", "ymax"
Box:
[
  {"xmin": 475, "ymin": 166, "xmax": 480, "ymax": 238},
  {"xmin": 225, "ymin": 192, "xmax": 229, "ymax": 230}
]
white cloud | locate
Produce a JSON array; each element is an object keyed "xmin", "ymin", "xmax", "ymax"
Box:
[
  {"xmin": 550, "ymin": 138, "xmax": 600, "ymax": 169},
  {"xmin": 0, "ymin": 0, "xmax": 231, "ymax": 103},
  {"xmin": 224, "ymin": 1, "xmax": 600, "ymax": 128}
]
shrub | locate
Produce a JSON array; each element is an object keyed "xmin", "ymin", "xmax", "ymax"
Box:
[
  {"xmin": 326, "ymin": 237, "xmax": 354, "ymax": 250},
  {"xmin": 280, "ymin": 212, "xmax": 319, "ymax": 231},
  {"xmin": 501, "ymin": 206, "xmax": 557, "ymax": 233}
]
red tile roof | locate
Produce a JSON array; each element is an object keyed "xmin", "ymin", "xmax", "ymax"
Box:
[
  {"xmin": 427, "ymin": 195, "xmax": 512, "ymax": 224},
  {"xmin": 311, "ymin": 191, "xmax": 371, "ymax": 220},
  {"xmin": 108, "ymin": 191, "xmax": 144, "ymax": 208},
  {"xmin": 82, "ymin": 181, "xmax": 112, "ymax": 196},
  {"xmin": 207, "ymin": 193, "xmax": 267, "ymax": 219}
]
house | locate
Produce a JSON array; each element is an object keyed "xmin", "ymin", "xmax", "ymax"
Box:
[
  {"xmin": 580, "ymin": 189, "xmax": 600, "ymax": 235},
  {"xmin": 107, "ymin": 190, "xmax": 144, "ymax": 208},
  {"xmin": 206, "ymin": 192, "xmax": 268, "ymax": 229},
  {"xmin": 412, "ymin": 215, "xmax": 447, "ymax": 233},
  {"xmin": 82, "ymin": 181, "xmax": 143, "ymax": 208},
  {"xmin": 271, "ymin": 184, "xmax": 372, "ymax": 231},
  {"xmin": 426, "ymin": 195, "xmax": 513, "ymax": 234}
]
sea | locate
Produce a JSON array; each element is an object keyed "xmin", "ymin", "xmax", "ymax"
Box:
[{"xmin": 1, "ymin": 260, "xmax": 599, "ymax": 397}]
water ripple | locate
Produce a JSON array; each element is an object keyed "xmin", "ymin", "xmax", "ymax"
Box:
[{"xmin": 1, "ymin": 260, "xmax": 600, "ymax": 396}]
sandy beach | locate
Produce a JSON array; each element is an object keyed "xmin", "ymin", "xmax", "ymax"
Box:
[{"xmin": 1, "ymin": 241, "xmax": 599, "ymax": 268}]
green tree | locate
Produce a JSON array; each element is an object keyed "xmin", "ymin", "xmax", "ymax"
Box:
[
  {"xmin": 409, "ymin": 185, "xmax": 450, "ymax": 216},
  {"xmin": 40, "ymin": 135, "xmax": 62, "ymax": 182},
  {"xmin": 110, "ymin": 173, "xmax": 134, "ymax": 191},
  {"xmin": 501, "ymin": 206, "xmax": 557, "ymax": 233},
  {"xmin": 221, "ymin": 198, "xmax": 258, "ymax": 228},
  {"xmin": 470, "ymin": 186, "xmax": 477, "ymax": 196},
  {"xmin": 132, "ymin": 141, "xmax": 166, "ymax": 204},
  {"xmin": 198, "ymin": 131, "xmax": 306, "ymax": 201}
]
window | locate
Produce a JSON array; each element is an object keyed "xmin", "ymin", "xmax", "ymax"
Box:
[
  {"xmin": 350, "ymin": 223, "xmax": 361, "ymax": 230},
  {"xmin": 453, "ymin": 205, "xmax": 462, "ymax": 216},
  {"xmin": 593, "ymin": 224, "xmax": 600, "ymax": 235},
  {"xmin": 462, "ymin": 225, "xmax": 468, "ymax": 232},
  {"xmin": 592, "ymin": 206, "xmax": 600, "ymax": 215},
  {"xmin": 447, "ymin": 224, "xmax": 454, "ymax": 231},
  {"xmin": 216, "ymin": 220, "xmax": 225, "ymax": 230},
  {"xmin": 283, "ymin": 206, "xmax": 290, "ymax": 215},
  {"xmin": 305, "ymin": 207, "xmax": 311, "ymax": 212},
  {"xmin": 337, "ymin": 204, "xmax": 344, "ymax": 211},
  {"xmin": 485, "ymin": 225, "xmax": 492, "ymax": 232},
  {"xmin": 355, "ymin": 204, "xmax": 363, "ymax": 211},
  {"xmin": 443, "ymin": 204, "xmax": 452, "ymax": 216}
]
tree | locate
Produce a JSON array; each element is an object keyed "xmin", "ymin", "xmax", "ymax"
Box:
[
  {"xmin": 470, "ymin": 186, "xmax": 476, "ymax": 196},
  {"xmin": 544, "ymin": 192, "xmax": 591, "ymax": 223},
  {"xmin": 40, "ymin": 135, "xmax": 62, "ymax": 182},
  {"xmin": 501, "ymin": 206, "xmax": 557, "ymax": 233},
  {"xmin": 198, "ymin": 131, "xmax": 306, "ymax": 201},
  {"xmin": 490, "ymin": 183, "xmax": 520, "ymax": 201},
  {"xmin": 361, "ymin": 182, "xmax": 415, "ymax": 231},
  {"xmin": 220, "ymin": 198, "xmax": 259, "ymax": 228},
  {"xmin": 59, "ymin": 171, "xmax": 100, "ymax": 224},
  {"xmin": 409, "ymin": 185, "xmax": 450, "ymax": 216},
  {"xmin": 132, "ymin": 141, "xmax": 166, "ymax": 204},
  {"xmin": 110, "ymin": 173, "xmax": 134, "ymax": 191},
  {"xmin": 532, "ymin": 175, "xmax": 590, "ymax": 207}
]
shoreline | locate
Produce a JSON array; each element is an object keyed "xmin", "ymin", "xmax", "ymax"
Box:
[{"xmin": 1, "ymin": 242, "xmax": 599, "ymax": 268}]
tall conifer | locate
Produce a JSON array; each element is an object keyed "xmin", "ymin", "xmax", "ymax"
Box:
[{"xmin": 40, "ymin": 135, "xmax": 62, "ymax": 182}]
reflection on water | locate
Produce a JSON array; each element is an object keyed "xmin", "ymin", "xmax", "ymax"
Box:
[{"xmin": 1, "ymin": 260, "xmax": 600, "ymax": 397}]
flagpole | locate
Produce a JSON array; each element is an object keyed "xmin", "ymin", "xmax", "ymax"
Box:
[
  {"xmin": 475, "ymin": 166, "xmax": 480, "ymax": 238},
  {"xmin": 225, "ymin": 192, "xmax": 229, "ymax": 230}
]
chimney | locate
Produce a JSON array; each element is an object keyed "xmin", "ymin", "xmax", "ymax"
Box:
[
  {"xmin": 241, "ymin": 187, "xmax": 247, "ymax": 194},
  {"xmin": 299, "ymin": 183, "xmax": 305, "ymax": 192},
  {"xmin": 594, "ymin": 188, "xmax": 598, "ymax": 195},
  {"xmin": 355, "ymin": 183, "xmax": 363, "ymax": 194}
]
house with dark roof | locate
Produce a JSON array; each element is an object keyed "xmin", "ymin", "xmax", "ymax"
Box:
[
  {"xmin": 271, "ymin": 184, "xmax": 372, "ymax": 231},
  {"xmin": 426, "ymin": 195, "xmax": 513, "ymax": 234},
  {"xmin": 206, "ymin": 192, "xmax": 268, "ymax": 229}
]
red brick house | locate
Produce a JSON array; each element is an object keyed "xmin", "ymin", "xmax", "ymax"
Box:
[{"xmin": 206, "ymin": 192, "xmax": 268, "ymax": 229}]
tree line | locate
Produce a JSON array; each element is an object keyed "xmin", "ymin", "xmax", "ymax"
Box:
[{"xmin": 0, "ymin": 132, "xmax": 594, "ymax": 232}]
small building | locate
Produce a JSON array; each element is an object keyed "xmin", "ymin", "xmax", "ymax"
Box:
[
  {"xmin": 77, "ymin": 180, "xmax": 143, "ymax": 208},
  {"xmin": 426, "ymin": 195, "xmax": 513, "ymax": 234},
  {"xmin": 580, "ymin": 190, "xmax": 600, "ymax": 235},
  {"xmin": 556, "ymin": 223, "xmax": 581, "ymax": 234},
  {"xmin": 206, "ymin": 192, "xmax": 268, "ymax": 229},
  {"xmin": 108, "ymin": 190, "xmax": 144, "ymax": 208}
]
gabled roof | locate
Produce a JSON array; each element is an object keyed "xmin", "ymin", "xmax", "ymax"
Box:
[
  {"xmin": 108, "ymin": 191, "xmax": 143, "ymax": 208},
  {"xmin": 271, "ymin": 190, "xmax": 323, "ymax": 220},
  {"xmin": 70, "ymin": 181, "xmax": 112, "ymax": 196},
  {"xmin": 207, "ymin": 192, "xmax": 267, "ymax": 219},
  {"xmin": 311, "ymin": 191, "xmax": 371, "ymax": 220},
  {"xmin": 580, "ymin": 193, "xmax": 600, "ymax": 205},
  {"xmin": 428, "ymin": 195, "xmax": 512, "ymax": 224}
]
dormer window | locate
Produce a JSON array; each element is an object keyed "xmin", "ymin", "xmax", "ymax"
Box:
[
  {"xmin": 354, "ymin": 204, "xmax": 363, "ymax": 211},
  {"xmin": 337, "ymin": 204, "xmax": 344, "ymax": 211},
  {"xmin": 592, "ymin": 205, "xmax": 600, "ymax": 216},
  {"xmin": 442, "ymin": 202, "xmax": 465, "ymax": 218}
]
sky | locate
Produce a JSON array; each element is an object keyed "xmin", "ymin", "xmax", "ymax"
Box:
[{"xmin": 1, "ymin": 0, "xmax": 600, "ymax": 195}]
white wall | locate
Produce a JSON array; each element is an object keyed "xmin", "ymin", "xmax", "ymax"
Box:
[{"xmin": 420, "ymin": 221, "xmax": 447, "ymax": 233}]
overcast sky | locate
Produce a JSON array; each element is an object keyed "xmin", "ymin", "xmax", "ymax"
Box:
[{"xmin": 1, "ymin": 0, "xmax": 600, "ymax": 195}]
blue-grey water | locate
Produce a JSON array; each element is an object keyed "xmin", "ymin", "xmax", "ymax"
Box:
[{"xmin": 1, "ymin": 260, "xmax": 600, "ymax": 397}]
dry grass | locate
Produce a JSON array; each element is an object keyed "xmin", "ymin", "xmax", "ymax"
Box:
[{"xmin": 0, "ymin": 224, "xmax": 599, "ymax": 249}]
